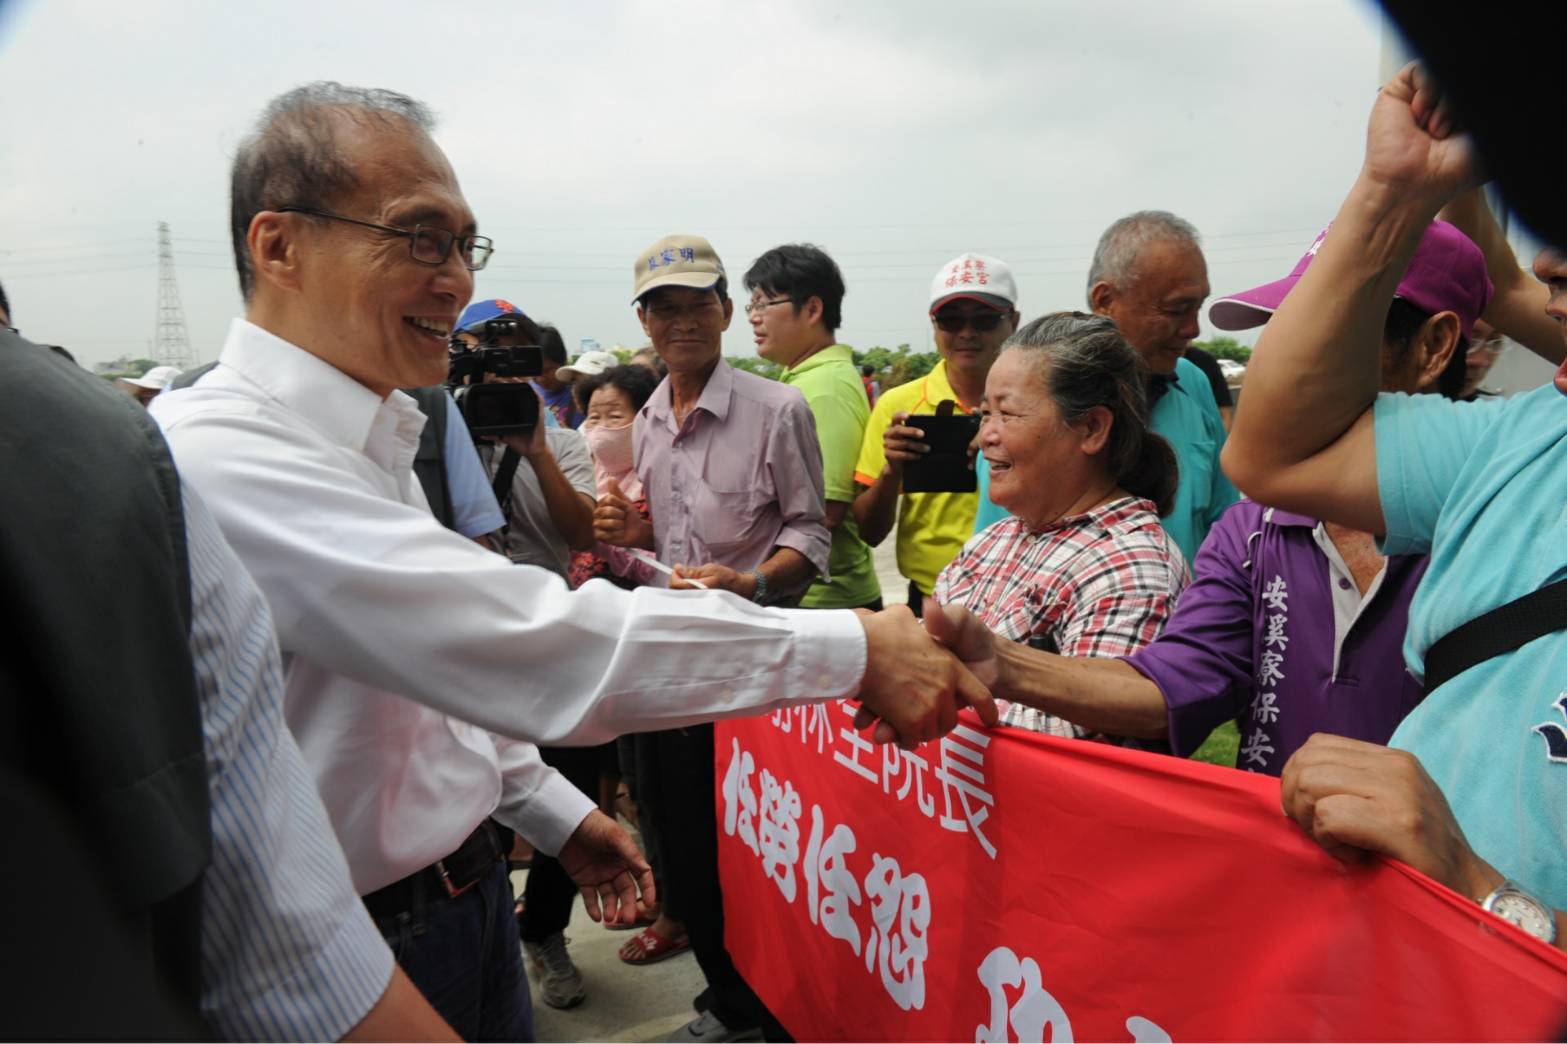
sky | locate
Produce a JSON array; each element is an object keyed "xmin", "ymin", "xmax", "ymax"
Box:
[{"xmin": 0, "ymin": 0, "xmax": 1392, "ymax": 371}]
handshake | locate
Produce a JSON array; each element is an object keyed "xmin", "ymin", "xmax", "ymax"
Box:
[{"xmin": 848, "ymin": 600, "xmax": 1001, "ymax": 749}]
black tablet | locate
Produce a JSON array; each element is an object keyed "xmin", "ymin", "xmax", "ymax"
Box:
[{"xmin": 902, "ymin": 414, "xmax": 981, "ymax": 493}]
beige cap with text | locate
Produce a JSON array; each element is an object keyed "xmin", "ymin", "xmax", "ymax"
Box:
[{"xmin": 631, "ymin": 234, "xmax": 726, "ymax": 303}]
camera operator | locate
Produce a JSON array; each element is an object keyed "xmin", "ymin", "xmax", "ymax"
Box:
[
  {"xmin": 453, "ymin": 299, "xmax": 596, "ymax": 572},
  {"xmin": 451, "ymin": 298, "xmax": 612, "ymax": 1010}
]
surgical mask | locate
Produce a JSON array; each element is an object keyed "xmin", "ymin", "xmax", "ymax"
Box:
[{"xmin": 585, "ymin": 421, "xmax": 641, "ymax": 499}]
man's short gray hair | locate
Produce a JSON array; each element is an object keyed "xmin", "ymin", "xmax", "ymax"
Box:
[
  {"xmin": 229, "ymin": 82, "xmax": 436, "ymax": 301},
  {"xmin": 1085, "ymin": 210, "xmax": 1201, "ymax": 303}
]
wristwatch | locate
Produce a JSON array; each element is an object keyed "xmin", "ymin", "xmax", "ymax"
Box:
[
  {"xmin": 1480, "ymin": 880, "xmax": 1558, "ymax": 944},
  {"xmin": 749, "ymin": 569, "xmax": 769, "ymax": 605}
]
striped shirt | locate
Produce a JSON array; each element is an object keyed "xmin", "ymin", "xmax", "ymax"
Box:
[
  {"xmin": 184, "ymin": 481, "xmax": 393, "ymax": 1040},
  {"xmin": 934, "ymin": 496, "xmax": 1189, "ymax": 738}
]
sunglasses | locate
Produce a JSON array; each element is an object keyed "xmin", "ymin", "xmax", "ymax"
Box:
[{"xmin": 932, "ymin": 310, "xmax": 1005, "ymax": 334}]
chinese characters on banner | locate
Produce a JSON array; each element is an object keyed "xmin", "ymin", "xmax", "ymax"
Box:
[{"xmin": 716, "ymin": 706, "xmax": 1567, "ymax": 1042}]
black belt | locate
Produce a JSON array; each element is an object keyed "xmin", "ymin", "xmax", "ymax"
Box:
[{"xmin": 362, "ymin": 820, "xmax": 505, "ymax": 921}]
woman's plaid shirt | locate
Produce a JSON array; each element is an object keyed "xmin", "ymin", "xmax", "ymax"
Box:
[{"xmin": 934, "ymin": 495, "xmax": 1190, "ymax": 738}]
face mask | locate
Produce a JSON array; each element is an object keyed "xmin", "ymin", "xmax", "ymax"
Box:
[{"xmin": 585, "ymin": 421, "xmax": 641, "ymax": 499}]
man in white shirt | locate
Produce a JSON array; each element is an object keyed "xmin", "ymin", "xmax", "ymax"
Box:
[{"xmin": 153, "ymin": 83, "xmax": 992, "ymax": 1039}]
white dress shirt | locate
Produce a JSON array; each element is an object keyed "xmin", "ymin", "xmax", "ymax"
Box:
[{"xmin": 153, "ymin": 319, "xmax": 866, "ymax": 894}]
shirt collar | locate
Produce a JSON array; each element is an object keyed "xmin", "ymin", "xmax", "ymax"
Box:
[
  {"xmin": 921, "ymin": 359, "xmax": 973, "ymax": 413},
  {"xmin": 785, "ymin": 343, "xmax": 853, "ymax": 378},
  {"xmin": 1259, "ymin": 505, "xmax": 1320, "ymax": 529},
  {"xmin": 217, "ymin": 318, "xmax": 407, "ymax": 455},
  {"xmin": 641, "ymin": 356, "xmax": 734, "ymax": 430}
]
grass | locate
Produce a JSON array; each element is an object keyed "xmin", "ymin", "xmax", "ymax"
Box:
[{"xmin": 1189, "ymin": 720, "xmax": 1239, "ymax": 768}]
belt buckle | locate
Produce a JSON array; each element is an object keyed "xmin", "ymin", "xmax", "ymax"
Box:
[{"xmin": 435, "ymin": 859, "xmax": 475, "ymax": 899}]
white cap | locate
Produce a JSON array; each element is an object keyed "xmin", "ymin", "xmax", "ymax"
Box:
[
  {"xmin": 928, "ymin": 254, "xmax": 1018, "ymax": 313},
  {"xmin": 122, "ymin": 365, "xmax": 183, "ymax": 390},
  {"xmin": 556, "ymin": 350, "xmax": 620, "ymax": 381}
]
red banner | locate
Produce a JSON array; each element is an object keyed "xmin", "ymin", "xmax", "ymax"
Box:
[{"xmin": 716, "ymin": 704, "xmax": 1567, "ymax": 1041}]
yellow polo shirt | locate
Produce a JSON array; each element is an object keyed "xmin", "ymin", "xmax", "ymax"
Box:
[{"xmin": 853, "ymin": 360, "xmax": 978, "ymax": 595}]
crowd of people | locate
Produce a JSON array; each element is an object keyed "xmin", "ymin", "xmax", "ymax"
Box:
[{"xmin": 3, "ymin": 29, "xmax": 1565, "ymax": 1044}]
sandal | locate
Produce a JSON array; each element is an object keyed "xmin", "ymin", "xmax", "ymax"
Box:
[{"xmin": 617, "ymin": 926, "xmax": 690, "ymax": 965}]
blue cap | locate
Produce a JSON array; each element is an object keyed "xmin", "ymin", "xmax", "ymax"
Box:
[{"xmin": 457, "ymin": 297, "xmax": 528, "ymax": 332}]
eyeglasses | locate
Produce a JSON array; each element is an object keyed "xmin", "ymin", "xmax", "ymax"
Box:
[
  {"xmin": 277, "ymin": 206, "xmax": 494, "ymax": 271},
  {"xmin": 744, "ymin": 297, "xmax": 793, "ymax": 316},
  {"xmin": 933, "ymin": 310, "xmax": 1005, "ymax": 333},
  {"xmin": 643, "ymin": 298, "xmax": 722, "ymax": 323}
]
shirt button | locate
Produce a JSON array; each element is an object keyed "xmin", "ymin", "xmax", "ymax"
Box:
[{"xmin": 1338, "ymin": 578, "xmax": 1352, "ymax": 590}]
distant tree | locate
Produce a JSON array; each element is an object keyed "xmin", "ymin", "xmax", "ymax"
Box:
[
  {"xmin": 727, "ymin": 356, "xmax": 783, "ymax": 381},
  {"xmin": 1192, "ymin": 336, "xmax": 1252, "ymax": 364}
]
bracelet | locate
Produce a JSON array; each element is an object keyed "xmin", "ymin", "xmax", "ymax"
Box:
[{"xmin": 750, "ymin": 569, "xmax": 769, "ymax": 605}]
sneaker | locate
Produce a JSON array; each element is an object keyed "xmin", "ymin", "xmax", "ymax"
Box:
[
  {"xmin": 663, "ymin": 1010, "xmax": 763, "ymax": 1043},
  {"xmin": 524, "ymin": 931, "xmax": 586, "ymax": 1009}
]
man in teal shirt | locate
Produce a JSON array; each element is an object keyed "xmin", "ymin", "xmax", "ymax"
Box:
[
  {"xmin": 1225, "ymin": 66, "xmax": 1567, "ymax": 945},
  {"xmin": 745, "ymin": 244, "xmax": 882, "ymax": 609},
  {"xmin": 974, "ymin": 213, "xmax": 1236, "ymax": 565},
  {"xmin": 1085, "ymin": 211, "xmax": 1237, "ymax": 565}
]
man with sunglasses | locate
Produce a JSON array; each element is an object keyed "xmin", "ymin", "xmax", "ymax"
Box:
[
  {"xmin": 853, "ymin": 254, "xmax": 1020, "ymax": 614},
  {"xmin": 153, "ymin": 85, "xmax": 994, "ymax": 1041}
]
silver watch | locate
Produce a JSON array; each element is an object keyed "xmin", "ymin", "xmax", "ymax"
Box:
[
  {"xmin": 750, "ymin": 569, "xmax": 769, "ymax": 605},
  {"xmin": 1481, "ymin": 880, "xmax": 1558, "ymax": 944}
]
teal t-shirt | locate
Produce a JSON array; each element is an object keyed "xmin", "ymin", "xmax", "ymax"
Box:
[
  {"xmin": 1150, "ymin": 356, "xmax": 1236, "ymax": 566},
  {"xmin": 1375, "ymin": 385, "xmax": 1567, "ymax": 907},
  {"xmin": 972, "ymin": 357, "xmax": 1236, "ymax": 560}
]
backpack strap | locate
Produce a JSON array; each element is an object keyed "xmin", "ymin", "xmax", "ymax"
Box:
[
  {"xmin": 404, "ymin": 386, "xmax": 455, "ymax": 531},
  {"xmin": 1423, "ymin": 577, "xmax": 1567, "ymax": 692},
  {"xmin": 168, "ymin": 360, "xmax": 218, "ymax": 390}
]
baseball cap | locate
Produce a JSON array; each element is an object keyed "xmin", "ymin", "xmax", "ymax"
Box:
[
  {"xmin": 123, "ymin": 365, "xmax": 182, "ymax": 391},
  {"xmin": 556, "ymin": 349, "xmax": 620, "ymax": 381},
  {"xmin": 1209, "ymin": 220, "xmax": 1494, "ymax": 338},
  {"xmin": 457, "ymin": 297, "xmax": 528, "ymax": 332},
  {"xmin": 929, "ymin": 254, "xmax": 1018, "ymax": 314},
  {"xmin": 632, "ymin": 235, "xmax": 725, "ymax": 304}
]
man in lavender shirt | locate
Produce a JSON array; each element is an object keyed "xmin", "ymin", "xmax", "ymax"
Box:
[
  {"xmin": 594, "ymin": 233, "xmax": 829, "ymax": 1043},
  {"xmin": 930, "ymin": 220, "xmax": 1491, "ymax": 775}
]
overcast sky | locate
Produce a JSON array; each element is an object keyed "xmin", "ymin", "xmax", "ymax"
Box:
[{"xmin": 0, "ymin": 0, "xmax": 1390, "ymax": 370}]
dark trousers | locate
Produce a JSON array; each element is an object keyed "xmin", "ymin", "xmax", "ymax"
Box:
[
  {"xmin": 639, "ymin": 724, "xmax": 785, "ymax": 1038},
  {"xmin": 373, "ymin": 858, "xmax": 534, "ymax": 1042},
  {"xmin": 906, "ymin": 580, "xmax": 925, "ymax": 618},
  {"xmin": 618, "ymin": 734, "xmax": 670, "ymax": 914},
  {"xmin": 518, "ymin": 744, "xmax": 615, "ymax": 943}
]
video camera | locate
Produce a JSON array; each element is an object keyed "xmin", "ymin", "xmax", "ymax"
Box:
[{"xmin": 446, "ymin": 318, "xmax": 545, "ymax": 437}]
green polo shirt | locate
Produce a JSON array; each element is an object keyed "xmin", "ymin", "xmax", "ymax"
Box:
[{"xmin": 781, "ymin": 344, "xmax": 882, "ymax": 609}]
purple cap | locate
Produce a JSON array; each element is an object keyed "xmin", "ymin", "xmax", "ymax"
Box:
[{"xmin": 1208, "ymin": 220, "xmax": 1494, "ymax": 338}]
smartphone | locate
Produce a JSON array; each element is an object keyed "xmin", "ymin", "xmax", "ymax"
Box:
[{"xmin": 901, "ymin": 414, "xmax": 981, "ymax": 493}]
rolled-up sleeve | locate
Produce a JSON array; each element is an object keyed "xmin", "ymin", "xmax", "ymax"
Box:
[
  {"xmin": 765, "ymin": 396, "xmax": 832, "ymax": 578},
  {"xmin": 1374, "ymin": 391, "xmax": 1502, "ymax": 556}
]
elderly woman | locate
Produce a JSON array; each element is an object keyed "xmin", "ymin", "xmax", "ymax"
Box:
[{"xmin": 932, "ymin": 311, "xmax": 1189, "ymax": 738}]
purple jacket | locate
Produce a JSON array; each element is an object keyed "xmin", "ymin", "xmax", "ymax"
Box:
[{"xmin": 1124, "ymin": 500, "xmax": 1427, "ymax": 775}]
